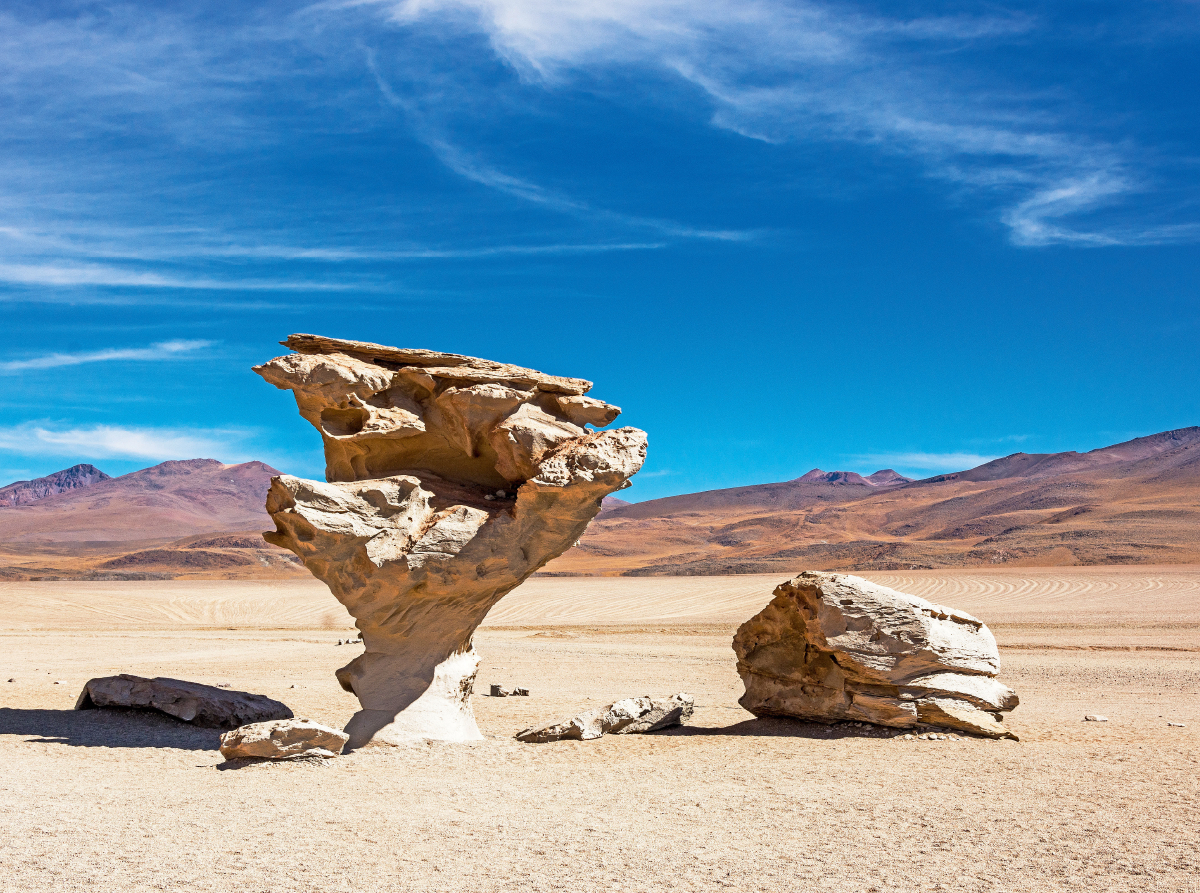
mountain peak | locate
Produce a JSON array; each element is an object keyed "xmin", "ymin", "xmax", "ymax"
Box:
[
  {"xmin": 795, "ymin": 469, "xmax": 870, "ymax": 485},
  {"xmin": 0, "ymin": 463, "xmax": 111, "ymax": 507}
]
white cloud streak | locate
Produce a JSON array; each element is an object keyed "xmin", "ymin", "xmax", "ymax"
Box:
[
  {"xmin": 0, "ymin": 340, "xmax": 213, "ymax": 373},
  {"xmin": 0, "ymin": 261, "xmax": 356, "ymax": 290},
  {"xmin": 0, "ymin": 424, "xmax": 242, "ymax": 461},
  {"xmin": 853, "ymin": 452, "xmax": 999, "ymax": 475},
  {"xmin": 372, "ymin": 0, "xmax": 1181, "ymax": 246}
]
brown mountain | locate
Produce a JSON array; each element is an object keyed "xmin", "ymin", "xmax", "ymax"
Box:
[
  {"xmin": 543, "ymin": 427, "xmax": 1200, "ymax": 575},
  {"xmin": 0, "ymin": 458, "xmax": 302, "ymax": 581},
  {"xmin": 0, "ymin": 463, "xmax": 111, "ymax": 507},
  {"xmin": 0, "ymin": 458, "xmax": 280, "ymax": 544}
]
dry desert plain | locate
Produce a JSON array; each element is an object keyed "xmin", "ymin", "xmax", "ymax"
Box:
[{"xmin": 1, "ymin": 566, "xmax": 1198, "ymax": 892}]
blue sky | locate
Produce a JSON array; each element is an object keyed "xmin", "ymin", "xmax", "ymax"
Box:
[{"xmin": 1, "ymin": 0, "xmax": 1198, "ymax": 500}]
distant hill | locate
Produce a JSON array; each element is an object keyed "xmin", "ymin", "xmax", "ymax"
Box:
[
  {"xmin": 0, "ymin": 464, "xmax": 111, "ymax": 507},
  {"xmin": 0, "ymin": 459, "xmax": 279, "ymax": 543},
  {"xmin": 544, "ymin": 427, "xmax": 1200, "ymax": 575},
  {"xmin": 603, "ymin": 467, "xmax": 911, "ymax": 521}
]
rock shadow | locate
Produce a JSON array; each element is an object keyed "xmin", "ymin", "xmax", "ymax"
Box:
[
  {"xmin": 0, "ymin": 707, "xmax": 222, "ymax": 751},
  {"xmin": 657, "ymin": 716, "xmax": 903, "ymax": 739}
]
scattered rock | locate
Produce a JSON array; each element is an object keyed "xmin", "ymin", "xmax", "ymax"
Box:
[
  {"xmin": 1084, "ymin": 715, "xmax": 1109, "ymax": 722},
  {"xmin": 256, "ymin": 335, "xmax": 646, "ymax": 747},
  {"xmin": 516, "ymin": 693, "xmax": 693, "ymax": 743},
  {"xmin": 733, "ymin": 572, "xmax": 1019, "ymax": 739},
  {"xmin": 1167, "ymin": 722, "xmax": 1185, "ymax": 727},
  {"xmin": 490, "ymin": 685, "xmax": 530, "ymax": 697},
  {"xmin": 75, "ymin": 674, "xmax": 293, "ymax": 729},
  {"xmin": 219, "ymin": 718, "xmax": 348, "ymax": 760},
  {"xmin": 53, "ymin": 680, "xmax": 66, "ymax": 685}
]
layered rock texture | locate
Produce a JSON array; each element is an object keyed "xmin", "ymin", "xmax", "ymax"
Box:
[
  {"xmin": 255, "ymin": 335, "xmax": 646, "ymax": 747},
  {"xmin": 75, "ymin": 675, "xmax": 293, "ymax": 729},
  {"xmin": 516, "ymin": 693, "xmax": 694, "ymax": 743},
  {"xmin": 219, "ymin": 718, "xmax": 348, "ymax": 760},
  {"xmin": 734, "ymin": 572, "xmax": 1018, "ymax": 738}
]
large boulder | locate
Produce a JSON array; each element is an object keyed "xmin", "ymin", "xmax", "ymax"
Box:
[
  {"xmin": 75, "ymin": 675, "xmax": 292, "ymax": 729},
  {"xmin": 516, "ymin": 693, "xmax": 694, "ymax": 743},
  {"xmin": 256, "ymin": 335, "xmax": 646, "ymax": 748},
  {"xmin": 219, "ymin": 718, "xmax": 348, "ymax": 760},
  {"xmin": 733, "ymin": 572, "xmax": 1018, "ymax": 739}
]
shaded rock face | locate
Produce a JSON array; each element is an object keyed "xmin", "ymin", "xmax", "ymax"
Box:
[
  {"xmin": 219, "ymin": 718, "xmax": 348, "ymax": 760},
  {"xmin": 516, "ymin": 694, "xmax": 694, "ymax": 743},
  {"xmin": 733, "ymin": 572, "xmax": 1018, "ymax": 739},
  {"xmin": 75, "ymin": 675, "xmax": 293, "ymax": 729},
  {"xmin": 256, "ymin": 335, "xmax": 646, "ymax": 747}
]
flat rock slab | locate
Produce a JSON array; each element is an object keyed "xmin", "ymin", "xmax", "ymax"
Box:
[
  {"xmin": 75, "ymin": 674, "xmax": 293, "ymax": 729},
  {"xmin": 220, "ymin": 718, "xmax": 348, "ymax": 760},
  {"xmin": 516, "ymin": 693, "xmax": 693, "ymax": 743}
]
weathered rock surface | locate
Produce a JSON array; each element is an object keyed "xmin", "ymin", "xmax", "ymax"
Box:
[
  {"xmin": 733, "ymin": 572, "xmax": 1018, "ymax": 739},
  {"xmin": 516, "ymin": 693, "xmax": 693, "ymax": 743},
  {"xmin": 256, "ymin": 335, "xmax": 646, "ymax": 747},
  {"xmin": 219, "ymin": 718, "xmax": 348, "ymax": 760},
  {"xmin": 75, "ymin": 675, "xmax": 293, "ymax": 729}
]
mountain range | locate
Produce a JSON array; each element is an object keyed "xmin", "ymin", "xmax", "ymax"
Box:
[
  {"xmin": 1, "ymin": 426, "xmax": 1197, "ymax": 579},
  {"xmin": 542, "ymin": 426, "xmax": 1200, "ymax": 575}
]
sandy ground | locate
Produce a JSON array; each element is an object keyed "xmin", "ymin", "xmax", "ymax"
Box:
[{"xmin": 1, "ymin": 568, "xmax": 1198, "ymax": 892}]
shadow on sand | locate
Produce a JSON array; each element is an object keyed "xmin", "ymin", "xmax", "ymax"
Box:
[
  {"xmin": 0, "ymin": 707, "xmax": 222, "ymax": 751},
  {"xmin": 655, "ymin": 715, "xmax": 901, "ymax": 739}
]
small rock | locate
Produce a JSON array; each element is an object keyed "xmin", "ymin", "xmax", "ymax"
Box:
[
  {"xmin": 1167, "ymin": 722, "xmax": 1185, "ymax": 728},
  {"xmin": 53, "ymin": 680, "xmax": 66, "ymax": 685},
  {"xmin": 512, "ymin": 687, "xmax": 530, "ymax": 697},
  {"xmin": 484, "ymin": 494, "xmax": 495, "ymax": 501},
  {"xmin": 517, "ymin": 693, "xmax": 693, "ymax": 743},
  {"xmin": 220, "ymin": 718, "xmax": 348, "ymax": 761},
  {"xmin": 490, "ymin": 684, "xmax": 510, "ymax": 697},
  {"xmin": 495, "ymin": 490, "xmax": 507, "ymax": 498},
  {"xmin": 903, "ymin": 734, "xmax": 914, "ymax": 740},
  {"xmin": 6, "ymin": 678, "xmax": 13, "ymax": 683},
  {"xmin": 1084, "ymin": 715, "xmax": 1108, "ymax": 722}
]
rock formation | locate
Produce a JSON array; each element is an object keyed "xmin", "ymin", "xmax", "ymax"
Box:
[
  {"xmin": 516, "ymin": 693, "xmax": 694, "ymax": 743},
  {"xmin": 255, "ymin": 334, "xmax": 646, "ymax": 747},
  {"xmin": 75, "ymin": 675, "xmax": 293, "ymax": 728},
  {"xmin": 733, "ymin": 572, "xmax": 1018, "ymax": 738},
  {"xmin": 219, "ymin": 718, "xmax": 349, "ymax": 760}
]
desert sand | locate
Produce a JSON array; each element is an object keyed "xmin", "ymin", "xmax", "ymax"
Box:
[{"xmin": 2, "ymin": 568, "xmax": 1198, "ymax": 892}]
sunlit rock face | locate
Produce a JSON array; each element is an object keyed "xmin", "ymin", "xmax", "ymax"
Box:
[
  {"xmin": 256, "ymin": 335, "xmax": 646, "ymax": 747},
  {"xmin": 734, "ymin": 572, "xmax": 1019, "ymax": 739}
]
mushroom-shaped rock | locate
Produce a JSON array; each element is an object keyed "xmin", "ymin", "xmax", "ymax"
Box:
[
  {"xmin": 733, "ymin": 572, "xmax": 1018, "ymax": 739},
  {"xmin": 256, "ymin": 335, "xmax": 646, "ymax": 748}
]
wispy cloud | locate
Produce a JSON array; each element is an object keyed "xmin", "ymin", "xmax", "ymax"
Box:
[
  {"xmin": 0, "ymin": 262, "xmax": 356, "ymax": 290},
  {"xmin": 852, "ymin": 452, "xmax": 999, "ymax": 475},
  {"xmin": 371, "ymin": 0, "xmax": 1190, "ymax": 246},
  {"xmin": 0, "ymin": 424, "xmax": 245, "ymax": 461},
  {"xmin": 365, "ymin": 55, "xmax": 754, "ymax": 242},
  {"xmin": 0, "ymin": 340, "xmax": 213, "ymax": 373}
]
